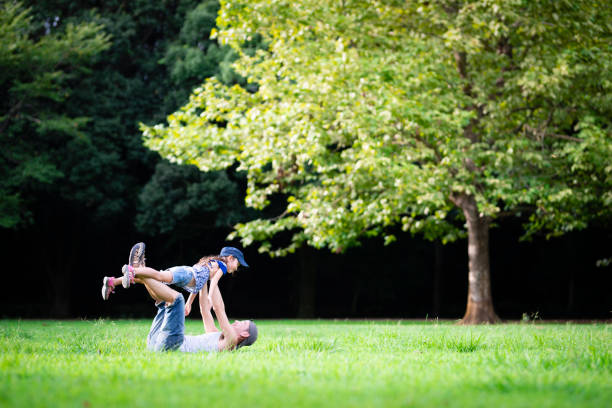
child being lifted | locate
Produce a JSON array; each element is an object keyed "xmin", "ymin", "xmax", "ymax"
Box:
[{"xmin": 102, "ymin": 244, "xmax": 249, "ymax": 317}]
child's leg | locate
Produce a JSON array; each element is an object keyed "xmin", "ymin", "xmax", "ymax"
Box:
[
  {"xmin": 102, "ymin": 272, "xmax": 154, "ymax": 300},
  {"xmin": 101, "ymin": 276, "xmax": 121, "ymax": 300},
  {"xmin": 108, "ymin": 276, "xmax": 122, "ymax": 288},
  {"xmin": 133, "ymin": 266, "xmax": 173, "ymax": 283}
]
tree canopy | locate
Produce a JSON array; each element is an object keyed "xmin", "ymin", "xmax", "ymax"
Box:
[
  {"xmin": 143, "ymin": 0, "xmax": 611, "ymax": 256},
  {"xmin": 0, "ymin": 0, "xmax": 247, "ymax": 232}
]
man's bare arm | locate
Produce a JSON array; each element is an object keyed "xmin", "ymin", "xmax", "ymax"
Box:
[
  {"xmin": 210, "ymin": 286, "xmax": 237, "ymax": 350},
  {"xmin": 199, "ymin": 284, "xmax": 218, "ymax": 333}
]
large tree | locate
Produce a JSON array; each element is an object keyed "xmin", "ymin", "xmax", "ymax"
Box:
[{"xmin": 143, "ymin": 0, "xmax": 612, "ymax": 323}]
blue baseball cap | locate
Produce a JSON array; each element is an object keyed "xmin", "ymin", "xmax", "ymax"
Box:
[{"xmin": 220, "ymin": 247, "xmax": 249, "ymax": 267}]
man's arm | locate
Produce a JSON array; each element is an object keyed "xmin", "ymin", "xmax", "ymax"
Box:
[
  {"xmin": 199, "ymin": 284, "xmax": 218, "ymax": 333},
  {"xmin": 210, "ymin": 286, "xmax": 237, "ymax": 350},
  {"xmin": 208, "ymin": 270, "xmax": 223, "ymax": 302}
]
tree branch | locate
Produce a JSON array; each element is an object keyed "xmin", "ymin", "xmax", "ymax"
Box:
[
  {"xmin": 413, "ymin": 129, "xmax": 442, "ymax": 163},
  {"xmin": 524, "ymin": 125, "xmax": 582, "ymax": 142},
  {"xmin": 0, "ymin": 99, "xmax": 25, "ymax": 135}
]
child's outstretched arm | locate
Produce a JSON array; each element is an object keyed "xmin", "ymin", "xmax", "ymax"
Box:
[
  {"xmin": 199, "ymin": 283, "xmax": 218, "ymax": 333},
  {"xmin": 185, "ymin": 292, "xmax": 197, "ymax": 316}
]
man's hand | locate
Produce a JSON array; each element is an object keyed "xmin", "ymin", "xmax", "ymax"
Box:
[
  {"xmin": 208, "ymin": 260, "xmax": 219, "ymax": 273},
  {"xmin": 184, "ymin": 302, "xmax": 191, "ymax": 316}
]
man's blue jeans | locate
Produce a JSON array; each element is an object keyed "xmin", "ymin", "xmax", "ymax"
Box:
[{"xmin": 146, "ymin": 294, "xmax": 185, "ymax": 351}]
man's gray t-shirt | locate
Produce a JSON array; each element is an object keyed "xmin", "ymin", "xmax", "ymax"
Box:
[{"xmin": 179, "ymin": 332, "xmax": 222, "ymax": 353}]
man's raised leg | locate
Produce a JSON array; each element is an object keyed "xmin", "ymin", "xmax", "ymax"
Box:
[
  {"xmin": 140, "ymin": 277, "xmax": 185, "ymax": 351},
  {"xmin": 140, "ymin": 277, "xmax": 179, "ymax": 304}
]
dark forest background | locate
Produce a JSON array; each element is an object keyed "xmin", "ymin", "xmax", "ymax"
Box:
[{"xmin": 1, "ymin": 0, "xmax": 610, "ymax": 321}]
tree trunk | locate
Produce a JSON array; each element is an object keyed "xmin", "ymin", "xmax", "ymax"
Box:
[
  {"xmin": 40, "ymin": 225, "xmax": 71, "ymax": 318},
  {"xmin": 564, "ymin": 236, "xmax": 575, "ymax": 313},
  {"xmin": 451, "ymin": 193, "xmax": 500, "ymax": 324},
  {"xmin": 39, "ymin": 204, "xmax": 81, "ymax": 318},
  {"xmin": 297, "ymin": 247, "xmax": 317, "ymax": 318},
  {"xmin": 351, "ymin": 280, "xmax": 362, "ymax": 316},
  {"xmin": 432, "ymin": 241, "xmax": 443, "ymax": 317}
]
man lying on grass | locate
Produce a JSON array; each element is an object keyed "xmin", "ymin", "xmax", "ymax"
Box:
[{"xmin": 139, "ymin": 276, "xmax": 257, "ymax": 352}]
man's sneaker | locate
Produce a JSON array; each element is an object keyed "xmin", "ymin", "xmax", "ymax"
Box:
[
  {"xmin": 122, "ymin": 265, "xmax": 135, "ymax": 288},
  {"xmin": 129, "ymin": 242, "xmax": 146, "ymax": 268},
  {"xmin": 102, "ymin": 277, "xmax": 115, "ymax": 300}
]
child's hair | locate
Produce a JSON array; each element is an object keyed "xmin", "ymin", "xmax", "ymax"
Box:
[{"xmin": 197, "ymin": 255, "xmax": 236, "ymax": 275}]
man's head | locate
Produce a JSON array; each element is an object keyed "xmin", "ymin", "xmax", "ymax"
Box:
[{"xmin": 232, "ymin": 320, "xmax": 258, "ymax": 349}]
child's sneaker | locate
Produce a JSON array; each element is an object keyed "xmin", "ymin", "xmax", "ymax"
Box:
[
  {"xmin": 102, "ymin": 277, "xmax": 115, "ymax": 300},
  {"xmin": 122, "ymin": 265, "xmax": 135, "ymax": 288},
  {"xmin": 129, "ymin": 242, "xmax": 146, "ymax": 267}
]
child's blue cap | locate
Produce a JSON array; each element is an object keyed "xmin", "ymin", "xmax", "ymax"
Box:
[{"xmin": 220, "ymin": 247, "xmax": 249, "ymax": 267}]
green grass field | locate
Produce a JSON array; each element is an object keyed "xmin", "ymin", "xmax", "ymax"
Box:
[{"xmin": 0, "ymin": 319, "xmax": 610, "ymax": 407}]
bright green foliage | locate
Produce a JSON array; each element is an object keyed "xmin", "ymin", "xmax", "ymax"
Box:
[
  {"xmin": 0, "ymin": 1, "xmax": 111, "ymax": 228},
  {"xmin": 0, "ymin": 320, "xmax": 610, "ymax": 407},
  {"xmin": 159, "ymin": 0, "xmax": 263, "ymax": 111},
  {"xmin": 144, "ymin": 0, "xmax": 611, "ymax": 256}
]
